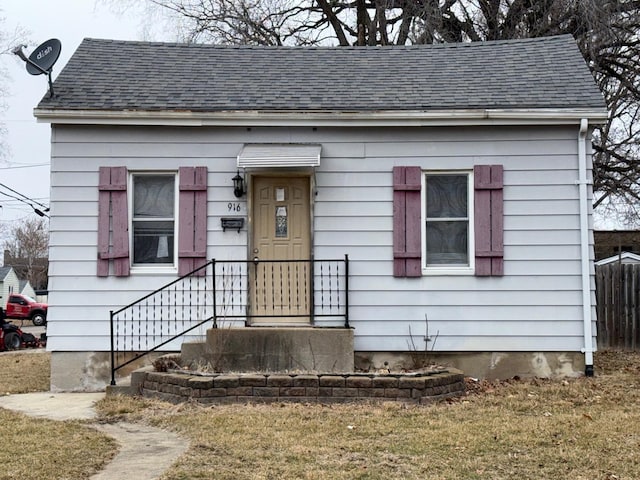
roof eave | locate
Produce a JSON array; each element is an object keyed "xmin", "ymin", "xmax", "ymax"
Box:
[{"xmin": 33, "ymin": 107, "xmax": 609, "ymax": 127}]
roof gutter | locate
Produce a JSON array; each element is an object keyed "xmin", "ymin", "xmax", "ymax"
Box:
[
  {"xmin": 33, "ymin": 108, "xmax": 609, "ymax": 127},
  {"xmin": 577, "ymin": 118, "xmax": 595, "ymax": 377}
]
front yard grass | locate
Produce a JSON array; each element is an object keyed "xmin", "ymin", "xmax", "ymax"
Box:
[
  {"xmin": 0, "ymin": 351, "xmax": 50, "ymax": 394},
  {"xmin": 97, "ymin": 350, "xmax": 640, "ymax": 480},
  {"xmin": 0, "ymin": 352, "xmax": 117, "ymax": 480},
  {"xmin": 2, "ymin": 351, "xmax": 639, "ymax": 479},
  {"xmin": 0, "ymin": 409, "xmax": 117, "ymax": 480}
]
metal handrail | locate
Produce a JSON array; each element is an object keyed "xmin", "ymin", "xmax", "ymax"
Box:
[
  {"xmin": 110, "ymin": 255, "xmax": 349, "ymax": 385},
  {"xmin": 110, "ymin": 260, "xmax": 214, "ymax": 385}
]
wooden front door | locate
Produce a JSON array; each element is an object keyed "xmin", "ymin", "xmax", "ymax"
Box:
[{"xmin": 250, "ymin": 176, "xmax": 311, "ymax": 324}]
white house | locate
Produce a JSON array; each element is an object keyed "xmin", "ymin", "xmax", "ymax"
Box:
[
  {"xmin": 18, "ymin": 280, "xmax": 37, "ymax": 299},
  {"xmin": 34, "ymin": 35, "xmax": 608, "ymax": 391},
  {"xmin": 0, "ymin": 266, "xmax": 20, "ymax": 308}
]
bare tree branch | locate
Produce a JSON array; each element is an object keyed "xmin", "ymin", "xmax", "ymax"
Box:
[{"xmin": 2, "ymin": 217, "xmax": 49, "ymax": 290}]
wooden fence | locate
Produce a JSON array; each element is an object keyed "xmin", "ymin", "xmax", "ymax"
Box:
[{"xmin": 595, "ymin": 263, "xmax": 640, "ymax": 350}]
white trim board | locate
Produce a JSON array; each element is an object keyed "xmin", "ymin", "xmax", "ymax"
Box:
[
  {"xmin": 35, "ymin": 108, "xmax": 608, "ymax": 127},
  {"xmin": 595, "ymin": 252, "xmax": 640, "ymax": 266}
]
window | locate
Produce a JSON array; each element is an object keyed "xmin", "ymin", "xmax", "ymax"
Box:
[
  {"xmin": 423, "ymin": 172, "xmax": 473, "ymax": 272},
  {"xmin": 131, "ymin": 174, "xmax": 176, "ymax": 265},
  {"xmin": 393, "ymin": 165, "xmax": 502, "ymax": 278},
  {"xmin": 99, "ymin": 166, "xmax": 207, "ymax": 277},
  {"xmin": 8, "ymin": 295, "xmax": 23, "ymax": 305}
]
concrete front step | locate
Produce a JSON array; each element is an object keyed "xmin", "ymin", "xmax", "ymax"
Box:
[{"xmin": 181, "ymin": 327, "xmax": 354, "ymax": 373}]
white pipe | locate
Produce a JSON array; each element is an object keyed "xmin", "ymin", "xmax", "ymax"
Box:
[{"xmin": 577, "ymin": 118, "xmax": 594, "ymax": 375}]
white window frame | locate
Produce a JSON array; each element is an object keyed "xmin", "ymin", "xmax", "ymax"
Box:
[
  {"xmin": 129, "ymin": 171, "xmax": 179, "ymax": 274},
  {"xmin": 421, "ymin": 170, "xmax": 475, "ymax": 275}
]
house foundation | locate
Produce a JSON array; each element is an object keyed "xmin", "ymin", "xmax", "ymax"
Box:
[
  {"xmin": 355, "ymin": 351, "xmax": 586, "ymax": 379},
  {"xmin": 50, "ymin": 351, "xmax": 165, "ymax": 392},
  {"xmin": 51, "ymin": 349, "xmax": 586, "ymax": 392}
]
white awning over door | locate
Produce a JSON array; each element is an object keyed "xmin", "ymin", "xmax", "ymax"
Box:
[{"xmin": 237, "ymin": 144, "xmax": 321, "ymax": 168}]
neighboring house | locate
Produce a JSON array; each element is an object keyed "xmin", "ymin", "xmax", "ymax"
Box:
[
  {"xmin": 18, "ymin": 280, "xmax": 37, "ymax": 299},
  {"xmin": 3, "ymin": 250, "xmax": 49, "ymax": 291},
  {"xmin": 595, "ymin": 252, "xmax": 640, "ymax": 266},
  {"xmin": 0, "ymin": 267, "xmax": 37, "ymax": 307},
  {"xmin": 594, "ymin": 230, "xmax": 640, "ymax": 261},
  {"xmin": 0, "ymin": 266, "xmax": 20, "ymax": 308},
  {"xmin": 34, "ymin": 35, "xmax": 608, "ymax": 390}
]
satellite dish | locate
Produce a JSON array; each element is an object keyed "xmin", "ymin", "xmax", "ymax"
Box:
[
  {"xmin": 12, "ymin": 39, "xmax": 62, "ymax": 98},
  {"xmin": 26, "ymin": 39, "xmax": 61, "ymax": 75}
]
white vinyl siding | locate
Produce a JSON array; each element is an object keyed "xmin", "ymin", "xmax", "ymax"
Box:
[
  {"xmin": 0, "ymin": 268, "xmax": 20, "ymax": 306},
  {"xmin": 47, "ymin": 124, "xmax": 596, "ymax": 353}
]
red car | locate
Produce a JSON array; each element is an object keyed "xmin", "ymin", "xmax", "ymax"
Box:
[{"xmin": 5, "ymin": 293, "xmax": 48, "ymax": 326}]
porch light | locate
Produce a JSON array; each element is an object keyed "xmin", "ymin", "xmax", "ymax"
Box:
[{"xmin": 232, "ymin": 170, "xmax": 245, "ymax": 198}]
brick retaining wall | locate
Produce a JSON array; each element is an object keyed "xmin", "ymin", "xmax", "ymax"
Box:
[{"xmin": 135, "ymin": 369, "xmax": 465, "ymax": 405}]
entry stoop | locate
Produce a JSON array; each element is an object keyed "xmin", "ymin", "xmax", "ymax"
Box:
[{"xmin": 181, "ymin": 327, "xmax": 354, "ymax": 373}]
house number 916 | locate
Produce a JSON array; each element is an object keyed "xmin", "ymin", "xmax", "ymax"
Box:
[{"xmin": 228, "ymin": 202, "xmax": 241, "ymax": 212}]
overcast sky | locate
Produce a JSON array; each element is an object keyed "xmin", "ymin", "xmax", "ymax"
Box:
[{"xmin": 0, "ymin": 1, "xmax": 158, "ymax": 223}]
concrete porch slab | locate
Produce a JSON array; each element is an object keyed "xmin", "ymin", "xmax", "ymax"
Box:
[{"xmin": 181, "ymin": 327, "xmax": 354, "ymax": 373}]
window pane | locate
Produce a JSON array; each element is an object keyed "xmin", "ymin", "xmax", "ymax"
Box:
[
  {"xmin": 426, "ymin": 175, "xmax": 467, "ymax": 218},
  {"xmin": 134, "ymin": 176, "xmax": 174, "ymax": 217},
  {"xmin": 275, "ymin": 206, "xmax": 287, "ymax": 237},
  {"xmin": 133, "ymin": 221, "xmax": 174, "ymax": 264},
  {"xmin": 426, "ymin": 221, "xmax": 468, "ymax": 265}
]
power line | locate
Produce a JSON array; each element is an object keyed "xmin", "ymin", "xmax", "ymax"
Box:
[
  {"xmin": 1, "ymin": 160, "xmax": 49, "ymax": 166},
  {"xmin": 0, "ymin": 191, "xmax": 49, "ymax": 217},
  {"xmin": 0, "ymin": 163, "xmax": 49, "ymax": 170},
  {"xmin": 0, "ymin": 183, "xmax": 49, "ymax": 211},
  {"xmin": 0, "ymin": 188, "xmax": 49, "ymax": 218},
  {"xmin": 2, "ymin": 197, "xmax": 49, "ymax": 205}
]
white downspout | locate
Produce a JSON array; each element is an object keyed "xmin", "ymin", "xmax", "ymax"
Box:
[{"xmin": 577, "ymin": 118, "xmax": 594, "ymax": 376}]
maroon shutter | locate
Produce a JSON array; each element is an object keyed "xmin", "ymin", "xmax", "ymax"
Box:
[
  {"xmin": 97, "ymin": 166, "xmax": 130, "ymax": 277},
  {"xmin": 393, "ymin": 166, "xmax": 422, "ymax": 277},
  {"xmin": 178, "ymin": 166, "xmax": 208, "ymax": 276},
  {"xmin": 474, "ymin": 165, "xmax": 504, "ymax": 276}
]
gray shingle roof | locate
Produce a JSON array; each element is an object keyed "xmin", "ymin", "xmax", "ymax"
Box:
[
  {"xmin": 0, "ymin": 266, "xmax": 12, "ymax": 281},
  {"xmin": 36, "ymin": 35, "xmax": 606, "ymax": 113}
]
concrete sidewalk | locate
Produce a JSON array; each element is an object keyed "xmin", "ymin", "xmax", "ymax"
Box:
[
  {"xmin": 0, "ymin": 392, "xmax": 104, "ymax": 420},
  {"xmin": 0, "ymin": 392, "xmax": 188, "ymax": 480}
]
